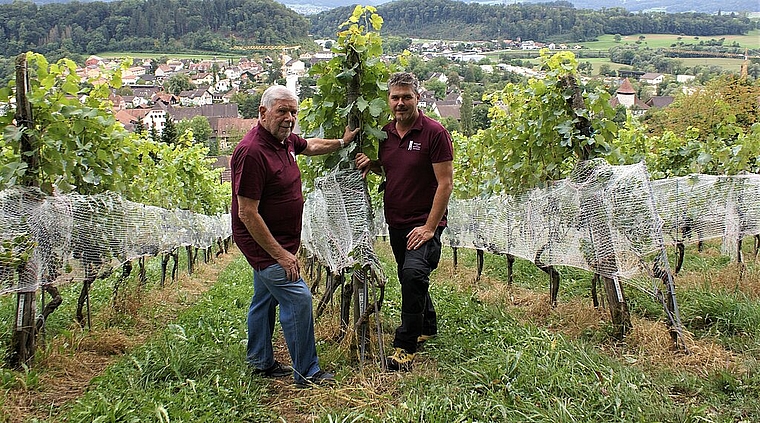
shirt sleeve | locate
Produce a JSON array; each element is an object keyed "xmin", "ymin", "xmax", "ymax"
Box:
[
  {"xmin": 233, "ymin": 149, "xmax": 266, "ymax": 201},
  {"xmin": 430, "ymin": 127, "xmax": 454, "ymax": 163},
  {"xmin": 293, "ymin": 134, "xmax": 308, "ymax": 155}
]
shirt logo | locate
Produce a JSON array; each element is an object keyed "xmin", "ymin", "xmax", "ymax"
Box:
[{"xmin": 407, "ymin": 140, "xmax": 421, "ymax": 151}]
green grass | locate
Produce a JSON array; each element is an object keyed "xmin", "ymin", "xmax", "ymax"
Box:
[
  {"xmin": 581, "ymin": 31, "xmax": 760, "ymax": 50},
  {"xmin": 4, "ymin": 239, "xmax": 760, "ymax": 421},
  {"xmin": 52, "ymin": 254, "xmax": 278, "ymax": 422}
]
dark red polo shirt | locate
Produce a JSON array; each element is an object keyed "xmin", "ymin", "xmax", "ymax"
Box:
[
  {"xmin": 379, "ymin": 110, "xmax": 453, "ymax": 229},
  {"xmin": 231, "ymin": 123, "xmax": 307, "ymax": 270}
]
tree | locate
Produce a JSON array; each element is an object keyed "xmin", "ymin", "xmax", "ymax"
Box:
[
  {"xmin": 1, "ymin": 53, "xmax": 142, "ymax": 195},
  {"xmin": 439, "ymin": 116, "xmax": 461, "ymax": 133},
  {"xmin": 298, "ymin": 5, "xmax": 401, "ymax": 353},
  {"xmin": 299, "ymin": 5, "xmax": 401, "ymax": 190},
  {"xmin": 469, "ymin": 49, "xmax": 642, "ymax": 338},
  {"xmin": 162, "ymin": 116, "xmax": 179, "ymax": 145},
  {"xmin": 265, "ymin": 58, "xmax": 283, "ymax": 85},
  {"xmin": 424, "ymin": 79, "xmax": 447, "ymax": 100},
  {"xmin": 177, "ymin": 115, "xmax": 212, "ymax": 148},
  {"xmin": 472, "ymin": 103, "xmax": 491, "ymax": 131},
  {"xmin": 231, "ymin": 90, "xmax": 261, "ymax": 119},
  {"xmin": 298, "ymin": 76, "xmax": 317, "ymax": 100},
  {"xmin": 459, "ymin": 90, "xmax": 473, "ymax": 136},
  {"xmin": 163, "ymin": 73, "xmax": 194, "ymax": 96}
]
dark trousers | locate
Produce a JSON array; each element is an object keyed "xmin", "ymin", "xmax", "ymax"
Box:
[{"xmin": 388, "ymin": 226, "xmax": 443, "ymax": 353}]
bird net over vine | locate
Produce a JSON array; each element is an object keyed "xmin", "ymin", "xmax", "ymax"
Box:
[
  {"xmin": 444, "ymin": 159, "xmax": 672, "ymax": 297},
  {"xmin": 301, "ymin": 168, "xmax": 382, "ymax": 278},
  {"xmin": 652, "ymin": 174, "xmax": 760, "ymax": 261},
  {"xmin": 0, "ymin": 186, "xmax": 231, "ymax": 295}
]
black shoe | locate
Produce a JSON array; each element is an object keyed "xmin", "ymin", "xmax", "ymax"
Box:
[
  {"xmin": 386, "ymin": 348, "xmax": 416, "ymax": 372},
  {"xmin": 252, "ymin": 361, "xmax": 293, "ymax": 378},
  {"xmin": 296, "ymin": 370, "xmax": 336, "ymax": 388}
]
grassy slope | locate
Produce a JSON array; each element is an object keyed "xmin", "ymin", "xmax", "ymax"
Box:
[{"xmin": 17, "ymin": 239, "xmax": 757, "ymax": 422}]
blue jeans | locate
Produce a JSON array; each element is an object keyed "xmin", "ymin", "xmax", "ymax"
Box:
[{"xmin": 247, "ymin": 263, "xmax": 321, "ymax": 384}]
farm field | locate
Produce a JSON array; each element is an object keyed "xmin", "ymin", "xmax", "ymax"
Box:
[
  {"xmin": 581, "ymin": 30, "xmax": 760, "ymax": 51},
  {"xmin": 577, "ymin": 56, "xmax": 748, "ymax": 75},
  {"xmin": 2, "ymin": 239, "xmax": 759, "ymax": 422}
]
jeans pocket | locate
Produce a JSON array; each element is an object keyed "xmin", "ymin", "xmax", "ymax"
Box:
[{"xmin": 262, "ymin": 263, "xmax": 288, "ymax": 284}]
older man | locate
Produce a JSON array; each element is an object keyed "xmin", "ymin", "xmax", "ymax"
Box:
[{"xmin": 231, "ymin": 85, "xmax": 358, "ymax": 386}]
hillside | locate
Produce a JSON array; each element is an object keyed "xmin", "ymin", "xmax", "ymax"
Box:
[
  {"xmin": 0, "ymin": 0, "xmax": 755, "ymax": 61},
  {"xmin": 0, "ymin": 0, "xmax": 311, "ymax": 58},
  {"xmin": 309, "ymin": 0, "xmax": 755, "ymax": 41},
  {"xmin": 283, "ymin": 0, "xmax": 758, "ymax": 14},
  {"xmin": 3, "ymin": 0, "xmax": 758, "ymax": 14}
]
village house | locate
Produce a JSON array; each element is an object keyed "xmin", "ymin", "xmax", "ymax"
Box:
[
  {"xmin": 610, "ymin": 78, "xmax": 649, "ymax": 116},
  {"xmin": 640, "ymin": 72, "xmax": 665, "ymax": 85},
  {"xmin": 154, "ymin": 64, "xmax": 174, "ymax": 81},
  {"xmin": 646, "ymin": 96, "xmax": 675, "ymax": 108},
  {"xmin": 114, "ymin": 107, "xmax": 167, "ymax": 134},
  {"xmin": 418, "ymin": 90, "xmax": 437, "ymax": 109},
  {"xmin": 209, "ymin": 117, "xmax": 258, "ymax": 152},
  {"xmin": 191, "ymin": 72, "xmax": 215, "ymax": 87},
  {"xmin": 179, "ymin": 88, "xmax": 213, "ymax": 107}
]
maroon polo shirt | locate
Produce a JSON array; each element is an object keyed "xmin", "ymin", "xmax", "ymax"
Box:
[
  {"xmin": 379, "ymin": 110, "xmax": 453, "ymax": 229},
  {"xmin": 231, "ymin": 123, "xmax": 308, "ymax": 270}
]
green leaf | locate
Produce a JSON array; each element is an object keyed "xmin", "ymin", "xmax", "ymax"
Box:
[
  {"xmin": 365, "ymin": 126, "xmax": 386, "ymax": 141},
  {"xmin": 696, "ymin": 152, "xmax": 712, "ymax": 165},
  {"xmin": 370, "ymin": 13, "xmax": 383, "ymax": 31},
  {"xmin": 357, "ymin": 96, "xmax": 369, "ymax": 112},
  {"xmin": 368, "ymin": 98, "xmax": 386, "ymax": 118},
  {"xmin": 62, "ymin": 80, "xmax": 79, "ymax": 95}
]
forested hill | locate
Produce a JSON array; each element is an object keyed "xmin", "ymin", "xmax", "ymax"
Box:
[
  {"xmin": 0, "ymin": 0, "xmax": 309, "ymax": 58},
  {"xmin": 0, "ymin": 0, "xmax": 756, "ymax": 60},
  {"xmin": 309, "ymin": 0, "xmax": 755, "ymax": 41}
]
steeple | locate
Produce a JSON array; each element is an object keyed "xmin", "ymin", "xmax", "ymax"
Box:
[{"xmin": 740, "ymin": 48, "xmax": 749, "ymax": 78}]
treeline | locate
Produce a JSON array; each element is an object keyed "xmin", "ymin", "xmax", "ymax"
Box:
[
  {"xmin": 310, "ymin": 0, "xmax": 756, "ymax": 42},
  {"xmin": 1, "ymin": 0, "xmax": 755, "ymax": 60},
  {"xmin": 0, "ymin": 0, "xmax": 310, "ymax": 58}
]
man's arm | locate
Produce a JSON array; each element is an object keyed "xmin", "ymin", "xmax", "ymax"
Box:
[
  {"xmin": 301, "ymin": 126, "xmax": 360, "ymax": 156},
  {"xmin": 406, "ymin": 160, "xmax": 454, "ymax": 250},
  {"xmin": 237, "ymin": 195, "xmax": 301, "ymax": 281}
]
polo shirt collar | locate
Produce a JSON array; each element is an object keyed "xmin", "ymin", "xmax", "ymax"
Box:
[
  {"xmin": 256, "ymin": 122, "xmax": 290, "ymax": 150},
  {"xmin": 390, "ymin": 109, "xmax": 426, "ymax": 138}
]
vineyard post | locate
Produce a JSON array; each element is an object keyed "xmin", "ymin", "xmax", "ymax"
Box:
[
  {"xmin": 11, "ymin": 53, "xmax": 39, "ymax": 368},
  {"xmin": 346, "ymin": 41, "xmax": 372, "ymax": 357},
  {"xmin": 563, "ymin": 72, "xmax": 632, "ymax": 337}
]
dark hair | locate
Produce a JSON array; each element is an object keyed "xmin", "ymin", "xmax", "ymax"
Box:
[{"xmin": 388, "ymin": 72, "xmax": 419, "ymax": 93}]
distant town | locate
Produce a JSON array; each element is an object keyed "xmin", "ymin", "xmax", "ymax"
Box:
[{"xmin": 63, "ymin": 37, "xmax": 741, "ymax": 160}]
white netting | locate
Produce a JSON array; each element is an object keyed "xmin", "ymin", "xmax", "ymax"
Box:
[
  {"xmin": 652, "ymin": 174, "xmax": 760, "ymax": 260},
  {"xmin": 0, "ymin": 186, "xmax": 231, "ymax": 295},
  {"xmin": 302, "ymin": 168, "xmax": 382, "ymax": 277},
  {"xmin": 444, "ymin": 159, "xmax": 667, "ymax": 288}
]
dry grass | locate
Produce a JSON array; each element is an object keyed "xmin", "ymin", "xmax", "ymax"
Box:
[
  {"xmin": 676, "ymin": 261, "xmax": 760, "ymax": 299},
  {"xmin": 1, "ymin": 250, "xmax": 237, "ymax": 423},
  {"xmin": 4, "ymin": 243, "xmax": 758, "ymax": 422},
  {"xmin": 435, "ymin": 247, "xmax": 755, "ymax": 383}
]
